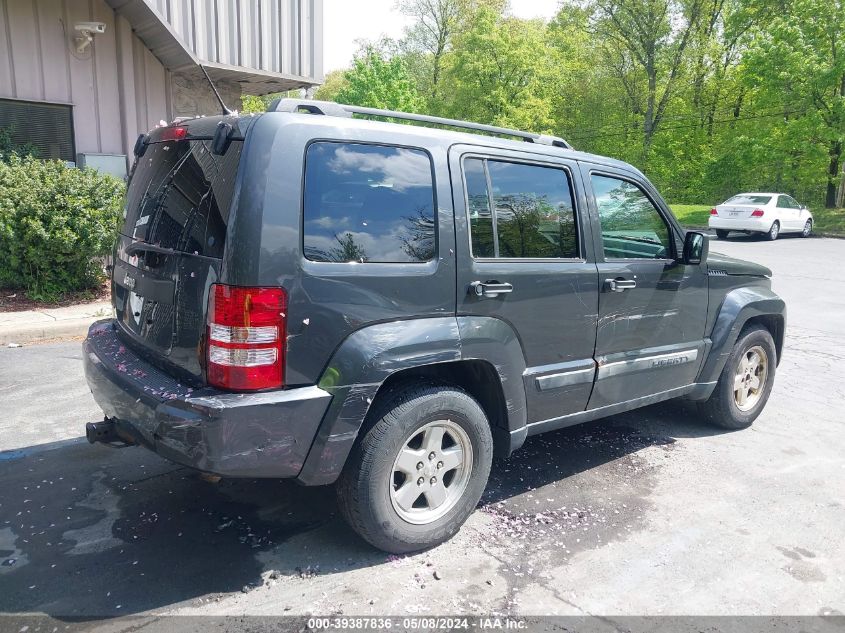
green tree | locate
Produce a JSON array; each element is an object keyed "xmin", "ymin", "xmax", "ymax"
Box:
[
  {"xmin": 439, "ymin": 5, "xmax": 563, "ymax": 131},
  {"xmin": 240, "ymin": 90, "xmax": 304, "ymax": 114},
  {"xmin": 334, "ymin": 45, "xmax": 423, "ymax": 111},
  {"xmin": 584, "ymin": 0, "xmax": 705, "ymax": 154},
  {"xmin": 313, "ymin": 69, "xmax": 350, "ymax": 102},
  {"xmin": 742, "ymin": 0, "xmax": 845, "ymax": 207}
]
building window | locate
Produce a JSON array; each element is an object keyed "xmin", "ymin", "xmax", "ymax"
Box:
[
  {"xmin": 0, "ymin": 99, "xmax": 75, "ymax": 161},
  {"xmin": 303, "ymin": 142, "xmax": 437, "ymax": 263}
]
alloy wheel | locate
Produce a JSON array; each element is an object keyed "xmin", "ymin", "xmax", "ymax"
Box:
[
  {"xmin": 802, "ymin": 220, "xmax": 812, "ymax": 237},
  {"xmin": 390, "ymin": 419, "xmax": 473, "ymax": 525},
  {"xmin": 733, "ymin": 345, "xmax": 768, "ymax": 412}
]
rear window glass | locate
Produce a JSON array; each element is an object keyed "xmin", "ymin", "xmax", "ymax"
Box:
[
  {"xmin": 122, "ymin": 140, "xmax": 241, "ymax": 258},
  {"xmin": 303, "ymin": 142, "xmax": 436, "ymax": 263},
  {"xmin": 725, "ymin": 194, "xmax": 772, "ymax": 205}
]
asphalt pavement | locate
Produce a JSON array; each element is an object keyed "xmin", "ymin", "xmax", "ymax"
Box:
[{"xmin": 0, "ymin": 234, "xmax": 843, "ymax": 622}]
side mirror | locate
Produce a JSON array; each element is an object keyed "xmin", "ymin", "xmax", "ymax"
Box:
[{"xmin": 681, "ymin": 231, "xmax": 708, "ymax": 265}]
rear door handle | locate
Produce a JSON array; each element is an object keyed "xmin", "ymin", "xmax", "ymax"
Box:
[
  {"xmin": 605, "ymin": 277, "xmax": 637, "ymax": 292},
  {"xmin": 470, "ymin": 281, "xmax": 513, "ymax": 298}
]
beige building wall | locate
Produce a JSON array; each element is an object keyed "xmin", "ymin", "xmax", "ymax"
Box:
[{"xmin": 0, "ymin": 0, "xmax": 171, "ymax": 162}]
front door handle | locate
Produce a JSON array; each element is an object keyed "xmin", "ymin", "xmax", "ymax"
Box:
[
  {"xmin": 605, "ymin": 277, "xmax": 637, "ymax": 292},
  {"xmin": 470, "ymin": 281, "xmax": 513, "ymax": 298}
]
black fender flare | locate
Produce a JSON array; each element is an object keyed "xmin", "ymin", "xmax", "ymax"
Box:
[
  {"xmin": 296, "ymin": 316, "xmax": 528, "ymax": 485},
  {"xmin": 690, "ymin": 286, "xmax": 786, "ymax": 400}
]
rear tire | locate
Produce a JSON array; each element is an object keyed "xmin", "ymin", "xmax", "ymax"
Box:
[
  {"xmin": 715, "ymin": 230, "xmax": 729, "ymax": 240},
  {"xmin": 698, "ymin": 326, "xmax": 777, "ymax": 430},
  {"xmin": 336, "ymin": 382, "xmax": 493, "ymax": 553},
  {"xmin": 766, "ymin": 221, "xmax": 780, "ymax": 241}
]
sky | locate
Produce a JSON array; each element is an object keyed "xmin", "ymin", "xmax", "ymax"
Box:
[{"xmin": 322, "ymin": 0, "xmax": 562, "ymax": 73}]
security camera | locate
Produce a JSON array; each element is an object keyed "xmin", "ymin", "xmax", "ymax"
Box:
[
  {"xmin": 74, "ymin": 22, "xmax": 106, "ymax": 53},
  {"xmin": 75, "ymin": 22, "xmax": 106, "ymax": 34}
]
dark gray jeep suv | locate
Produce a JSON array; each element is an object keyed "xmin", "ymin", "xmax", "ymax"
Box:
[{"xmin": 83, "ymin": 99, "xmax": 785, "ymax": 553}]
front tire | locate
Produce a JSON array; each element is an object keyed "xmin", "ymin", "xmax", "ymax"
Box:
[
  {"xmin": 766, "ymin": 221, "xmax": 780, "ymax": 241},
  {"xmin": 698, "ymin": 326, "xmax": 777, "ymax": 430},
  {"xmin": 801, "ymin": 219, "xmax": 813, "ymax": 237},
  {"xmin": 336, "ymin": 383, "xmax": 493, "ymax": 553}
]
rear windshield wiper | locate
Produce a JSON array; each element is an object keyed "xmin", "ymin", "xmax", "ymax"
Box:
[{"xmin": 125, "ymin": 242, "xmax": 216, "ymax": 261}]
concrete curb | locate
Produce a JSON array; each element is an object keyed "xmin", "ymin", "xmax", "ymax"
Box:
[
  {"xmin": 0, "ymin": 300, "xmax": 112, "ymax": 345},
  {"xmin": 0, "ymin": 317, "xmax": 102, "ymax": 345}
]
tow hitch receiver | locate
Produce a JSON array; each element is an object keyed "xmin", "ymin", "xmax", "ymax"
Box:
[{"xmin": 86, "ymin": 418, "xmax": 132, "ymax": 446}]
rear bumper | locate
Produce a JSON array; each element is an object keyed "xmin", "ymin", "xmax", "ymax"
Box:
[
  {"xmin": 708, "ymin": 217, "xmax": 772, "ymax": 232},
  {"xmin": 83, "ymin": 320, "xmax": 332, "ymax": 478}
]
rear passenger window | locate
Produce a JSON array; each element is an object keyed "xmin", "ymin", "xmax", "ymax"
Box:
[
  {"xmin": 464, "ymin": 158, "xmax": 578, "ymax": 259},
  {"xmin": 465, "ymin": 159, "xmax": 495, "ymax": 257},
  {"xmin": 303, "ymin": 142, "xmax": 436, "ymax": 263}
]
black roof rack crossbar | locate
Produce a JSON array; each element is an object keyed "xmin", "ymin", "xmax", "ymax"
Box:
[{"xmin": 267, "ymin": 98, "xmax": 572, "ymax": 149}]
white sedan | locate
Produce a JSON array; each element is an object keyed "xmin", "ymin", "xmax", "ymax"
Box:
[{"xmin": 708, "ymin": 192, "xmax": 814, "ymax": 240}]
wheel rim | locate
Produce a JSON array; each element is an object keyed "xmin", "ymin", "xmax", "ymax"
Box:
[
  {"xmin": 770, "ymin": 223, "xmax": 779, "ymax": 239},
  {"xmin": 389, "ymin": 419, "xmax": 473, "ymax": 525},
  {"xmin": 803, "ymin": 220, "xmax": 812, "ymax": 236},
  {"xmin": 733, "ymin": 345, "xmax": 768, "ymax": 412}
]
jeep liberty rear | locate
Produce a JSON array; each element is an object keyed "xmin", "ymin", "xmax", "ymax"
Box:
[{"xmin": 84, "ymin": 100, "xmax": 785, "ymax": 553}]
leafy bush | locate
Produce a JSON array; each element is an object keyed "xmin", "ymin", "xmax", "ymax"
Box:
[{"xmin": 0, "ymin": 155, "xmax": 124, "ymax": 301}]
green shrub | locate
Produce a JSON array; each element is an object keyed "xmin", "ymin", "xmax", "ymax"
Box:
[{"xmin": 0, "ymin": 155, "xmax": 124, "ymax": 301}]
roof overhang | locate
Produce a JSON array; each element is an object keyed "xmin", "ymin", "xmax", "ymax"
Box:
[{"xmin": 105, "ymin": 0, "xmax": 320, "ymax": 93}]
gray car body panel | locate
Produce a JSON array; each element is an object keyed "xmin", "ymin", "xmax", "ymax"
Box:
[
  {"xmin": 84, "ymin": 109, "xmax": 788, "ymax": 483},
  {"xmin": 83, "ymin": 320, "xmax": 332, "ymax": 478},
  {"xmin": 689, "ymin": 285, "xmax": 786, "ymax": 400},
  {"xmin": 295, "ymin": 315, "xmax": 529, "ymax": 485}
]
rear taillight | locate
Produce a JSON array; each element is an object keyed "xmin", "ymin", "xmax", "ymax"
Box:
[
  {"xmin": 710, "ymin": 208, "xmax": 718, "ymax": 216},
  {"xmin": 751, "ymin": 208, "xmax": 765, "ymax": 217},
  {"xmin": 206, "ymin": 284, "xmax": 287, "ymax": 391}
]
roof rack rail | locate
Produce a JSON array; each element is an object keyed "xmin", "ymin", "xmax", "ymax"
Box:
[{"xmin": 267, "ymin": 98, "xmax": 572, "ymax": 149}]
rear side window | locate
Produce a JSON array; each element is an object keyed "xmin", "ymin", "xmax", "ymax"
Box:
[
  {"xmin": 465, "ymin": 158, "xmax": 578, "ymax": 259},
  {"xmin": 122, "ymin": 140, "xmax": 241, "ymax": 259},
  {"xmin": 303, "ymin": 142, "xmax": 436, "ymax": 263}
]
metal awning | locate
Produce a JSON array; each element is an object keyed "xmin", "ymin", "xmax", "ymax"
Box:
[{"xmin": 105, "ymin": 0, "xmax": 320, "ymax": 94}]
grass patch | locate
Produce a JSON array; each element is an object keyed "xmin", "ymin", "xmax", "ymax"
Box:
[
  {"xmin": 809, "ymin": 207, "xmax": 845, "ymax": 235},
  {"xmin": 668, "ymin": 204, "xmax": 712, "ymax": 228},
  {"xmin": 669, "ymin": 203, "xmax": 845, "ymax": 235}
]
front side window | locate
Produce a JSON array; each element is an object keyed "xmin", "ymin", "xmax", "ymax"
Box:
[
  {"xmin": 465, "ymin": 158, "xmax": 578, "ymax": 259},
  {"xmin": 591, "ymin": 174, "xmax": 672, "ymax": 260},
  {"xmin": 303, "ymin": 142, "xmax": 436, "ymax": 263}
]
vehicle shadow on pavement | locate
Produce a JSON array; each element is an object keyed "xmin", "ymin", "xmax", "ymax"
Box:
[{"xmin": 0, "ymin": 403, "xmax": 726, "ymax": 618}]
